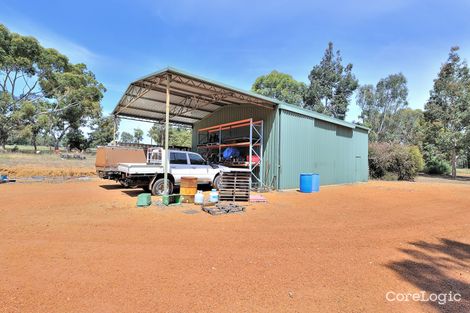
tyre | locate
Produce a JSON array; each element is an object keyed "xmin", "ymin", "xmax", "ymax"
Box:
[
  {"xmin": 213, "ymin": 175, "xmax": 222, "ymax": 190},
  {"xmin": 151, "ymin": 178, "xmax": 174, "ymax": 196}
]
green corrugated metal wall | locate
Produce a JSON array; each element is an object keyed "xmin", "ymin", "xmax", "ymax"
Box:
[
  {"xmin": 192, "ymin": 104, "xmax": 368, "ymax": 190},
  {"xmin": 279, "ymin": 109, "xmax": 368, "ymax": 189},
  {"xmin": 192, "ymin": 104, "xmax": 279, "ymax": 188}
]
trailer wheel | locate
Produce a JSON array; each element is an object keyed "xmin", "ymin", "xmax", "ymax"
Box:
[{"xmin": 151, "ymin": 178, "xmax": 174, "ymax": 196}]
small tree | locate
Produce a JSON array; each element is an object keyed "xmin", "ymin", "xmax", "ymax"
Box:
[
  {"xmin": 120, "ymin": 131, "xmax": 133, "ymax": 143},
  {"xmin": 148, "ymin": 123, "xmax": 165, "ymax": 145},
  {"xmin": 304, "ymin": 42, "xmax": 359, "ymax": 119},
  {"xmin": 251, "ymin": 70, "xmax": 306, "ymax": 106},
  {"xmin": 89, "ymin": 116, "xmax": 116, "ymax": 147},
  {"xmin": 169, "ymin": 126, "xmax": 191, "ymax": 147},
  {"xmin": 133, "ymin": 128, "xmax": 144, "ymax": 144},
  {"xmin": 65, "ymin": 128, "xmax": 88, "ymax": 151}
]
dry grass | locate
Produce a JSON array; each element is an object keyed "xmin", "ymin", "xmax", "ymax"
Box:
[
  {"xmin": 458, "ymin": 168, "xmax": 470, "ymax": 176},
  {"xmin": 0, "ymin": 152, "xmax": 96, "ymax": 177}
]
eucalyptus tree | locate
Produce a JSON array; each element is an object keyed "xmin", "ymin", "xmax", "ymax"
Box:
[
  {"xmin": 304, "ymin": 42, "xmax": 359, "ymax": 119},
  {"xmin": 133, "ymin": 128, "xmax": 144, "ymax": 144},
  {"xmin": 424, "ymin": 46, "xmax": 470, "ymax": 178},
  {"xmin": 252, "ymin": 70, "xmax": 306, "ymax": 106},
  {"xmin": 356, "ymin": 73, "xmax": 409, "ymax": 142},
  {"xmin": 0, "ymin": 24, "xmax": 105, "ymax": 150}
]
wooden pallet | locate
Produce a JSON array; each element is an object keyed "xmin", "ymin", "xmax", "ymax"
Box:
[
  {"xmin": 219, "ymin": 172, "xmax": 251, "ymax": 202},
  {"xmin": 202, "ymin": 202, "xmax": 245, "ymax": 215}
]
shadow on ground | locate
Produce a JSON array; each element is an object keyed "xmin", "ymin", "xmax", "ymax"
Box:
[
  {"xmin": 419, "ymin": 173, "xmax": 470, "ymax": 182},
  {"xmin": 386, "ymin": 238, "xmax": 470, "ymax": 313},
  {"xmin": 99, "ymin": 184, "xmax": 127, "ymax": 190},
  {"xmin": 100, "ymin": 182, "xmax": 215, "ymax": 197}
]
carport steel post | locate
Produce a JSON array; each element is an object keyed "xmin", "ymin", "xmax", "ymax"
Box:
[{"xmin": 163, "ymin": 74, "xmax": 171, "ymax": 194}]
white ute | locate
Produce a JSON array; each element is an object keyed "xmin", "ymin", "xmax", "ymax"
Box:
[{"xmin": 117, "ymin": 148, "xmax": 241, "ymax": 195}]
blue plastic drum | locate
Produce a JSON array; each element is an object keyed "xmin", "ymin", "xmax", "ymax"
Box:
[{"xmin": 299, "ymin": 173, "xmax": 320, "ymax": 193}]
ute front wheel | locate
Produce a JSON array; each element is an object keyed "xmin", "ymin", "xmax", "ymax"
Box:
[
  {"xmin": 213, "ymin": 175, "xmax": 222, "ymax": 190},
  {"xmin": 151, "ymin": 178, "xmax": 174, "ymax": 196}
]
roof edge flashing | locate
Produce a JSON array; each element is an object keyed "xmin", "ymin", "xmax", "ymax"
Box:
[{"xmin": 278, "ymin": 103, "xmax": 356, "ymax": 129}]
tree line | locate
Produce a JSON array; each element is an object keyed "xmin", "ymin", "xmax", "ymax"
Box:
[
  {"xmin": 252, "ymin": 43, "xmax": 470, "ymax": 179},
  {"xmin": 0, "ymin": 24, "xmax": 195, "ymax": 151},
  {"xmin": 0, "ymin": 24, "xmax": 115, "ymax": 151},
  {"xmin": 2, "ymin": 23, "xmax": 468, "ymax": 177}
]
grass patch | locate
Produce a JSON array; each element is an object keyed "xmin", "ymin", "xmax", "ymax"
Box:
[
  {"xmin": 457, "ymin": 168, "xmax": 470, "ymax": 176},
  {"xmin": 0, "ymin": 152, "xmax": 96, "ymax": 177}
]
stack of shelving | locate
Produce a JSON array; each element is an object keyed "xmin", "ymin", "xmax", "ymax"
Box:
[{"xmin": 197, "ymin": 118, "xmax": 264, "ymax": 189}]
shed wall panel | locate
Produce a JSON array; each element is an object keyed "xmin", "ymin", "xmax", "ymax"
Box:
[{"xmin": 279, "ymin": 109, "xmax": 368, "ymax": 189}]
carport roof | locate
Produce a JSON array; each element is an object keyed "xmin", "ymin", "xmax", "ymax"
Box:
[
  {"xmin": 112, "ymin": 67, "xmax": 369, "ymax": 131},
  {"xmin": 112, "ymin": 67, "xmax": 277, "ymax": 126}
]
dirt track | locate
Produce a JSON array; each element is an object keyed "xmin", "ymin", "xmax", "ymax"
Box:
[{"xmin": 1, "ymin": 180, "xmax": 469, "ymax": 313}]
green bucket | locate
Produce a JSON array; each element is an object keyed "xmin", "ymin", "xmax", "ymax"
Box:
[{"xmin": 137, "ymin": 193, "xmax": 152, "ymax": 207}]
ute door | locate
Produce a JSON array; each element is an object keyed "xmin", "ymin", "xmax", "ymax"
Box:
[
  {"xmin": 188, "ymin": 153, "xmax": 211, "ymax": 183},
  {"xmin": 169, "ymin": 151, "xmax": 190, "ymax": 183}
]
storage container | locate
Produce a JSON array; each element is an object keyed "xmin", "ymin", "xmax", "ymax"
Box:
[
  {"xmin": 180, "ymin": 177, "xmax": 198, "ymax": 197},
  {"xmin": 194, "ymin": 190, "xmax": 204, "ymax": 204},
  {"xmin": 209, "ymin": 189, "xmax": 219, "ymax": 203},
  {"xmin": 300, "ymin": 173, "xmax": 320, "ymax": 193}
]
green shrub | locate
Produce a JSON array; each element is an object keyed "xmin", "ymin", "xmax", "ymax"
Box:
[
  {"xmin": 368, "ymin": 143, "xmax": 423, "ymax": 181},
  {"xmin": 389, "ymin": 144, "xmax": 417, "ymax": 181},
  {"xmin": 368, "ymin": 142, "xmax": 392, "ymax": 179},
  {"xmin": 382, "ymin": 172, "xmax": 399, "ymax": 181},
  {"xmin": 409, "ymin": 146, "xmax": 424, "ymax": 172},
  {"xmin": 425, "ymin": 157, "xmax": 451, "ymax": 175}
]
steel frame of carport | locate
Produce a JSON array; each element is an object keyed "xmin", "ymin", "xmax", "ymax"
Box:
[{"xmin": 112, "ymin": 67, "xmax": 277, "ymax": 194}]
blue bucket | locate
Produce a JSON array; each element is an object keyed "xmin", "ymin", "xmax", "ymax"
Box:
[
  {"xmin": 1, "ymin": 175, "xmax": 7, "ymax": 182},
  {"xmin": 299, "ymin": 173, "xmax": 320, "ymax": 193}
]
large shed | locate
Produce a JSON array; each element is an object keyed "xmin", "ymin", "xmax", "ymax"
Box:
[{"xmin": 113, "ymin": 67, "xmax": 368, "ymax": 190}]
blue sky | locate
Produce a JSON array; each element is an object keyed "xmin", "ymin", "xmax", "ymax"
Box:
[{"xmin": 1, "ymin": 0, "xmax": 470, "ymax": 143}]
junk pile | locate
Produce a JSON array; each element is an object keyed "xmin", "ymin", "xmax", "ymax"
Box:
[
  {"xmin": 60, "ymin": 153, "xmax": 86, "ymax": 160},
  {"xmin": 202, "ymin": 202, "xmax": 245, "ymax": 215}
]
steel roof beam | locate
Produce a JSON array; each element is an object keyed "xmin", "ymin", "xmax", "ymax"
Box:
[
  {"xmin": 135, "ymin": 80, "xmax": 239, "ymax": 106},
  {"xmin": 124, "ymin": 93, "xmax": 215, "ymax": 113},
  {"xmin": 117, "ymin": 113, "xmax": 196, "ymax": 127},
  {"xmin": 123, "ymin": 105, "xmax": 203, "ymax": 120}
]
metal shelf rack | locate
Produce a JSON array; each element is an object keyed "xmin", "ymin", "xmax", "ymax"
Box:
[{"xmin": 197, "ymin": 118, "xmax": 264, "ymax": 188}]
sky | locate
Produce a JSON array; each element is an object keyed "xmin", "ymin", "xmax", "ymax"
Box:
[{"xmin": 1, "ymin": 0, "xmax": 470, "ymax": 143}]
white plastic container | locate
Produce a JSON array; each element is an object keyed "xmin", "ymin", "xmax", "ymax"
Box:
[
  {"xmin": 194, "ymin": 190, "xmax": 204, "ymax": 204},
  {"xmin": 209, "ymin": 189, "xmax": 219, "ymax": 203}
]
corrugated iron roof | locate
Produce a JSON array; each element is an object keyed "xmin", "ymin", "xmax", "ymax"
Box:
[{"xmin": 112, "ymin": 67, "xmax": 369, "ymax": 131}]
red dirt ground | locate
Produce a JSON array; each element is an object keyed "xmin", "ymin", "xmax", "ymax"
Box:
[{"xmin": 1, "ymin": 180, "xmax": 469, "ymax": 313}]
